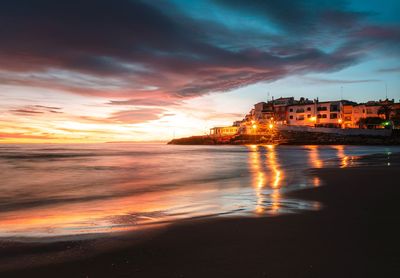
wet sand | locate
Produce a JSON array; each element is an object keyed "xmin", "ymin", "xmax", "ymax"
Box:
[{"xmin": 1, "ymin": 156, "xmax": 400, "ymax": 277}]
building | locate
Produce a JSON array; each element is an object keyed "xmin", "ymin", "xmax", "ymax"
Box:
[
  {"xmin": 235, "ymin": 102, "xmax": 275, "ymax": 135},
  {"xmin": 272, "ymin": 97, "xmax": 295, "ymax": 123},
  {"xmin": 210, "ymin": 126, "xmax": 239, "ymax": 137},
  {"xmin": 287, "ymin": 100, "xmax": 356, "ymax": 128}
]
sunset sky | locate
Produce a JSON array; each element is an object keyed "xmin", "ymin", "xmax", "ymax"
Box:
[{"xmin": 1, "ymin": 0, "xmax": 399, "ymax": 143}]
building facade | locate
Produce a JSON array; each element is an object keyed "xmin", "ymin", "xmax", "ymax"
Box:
[
  {"xmin": 209, "ymin": 97, "xmax": 399, "ymax": 136},
  {"xmin": 210, "ymin": 126, "xmax": 239, "ymax": 137}
]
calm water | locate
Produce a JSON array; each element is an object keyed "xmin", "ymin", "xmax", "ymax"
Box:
[{"xmin": 0, "ymin": 143, "xmax": 398, "ymax": 239}]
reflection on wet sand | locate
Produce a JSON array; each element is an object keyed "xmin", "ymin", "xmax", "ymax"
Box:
[
  {"xmin": 313, "ymin": 176, "xmax": 321, "ymax": 187},
  {"xmin": 248, "ymin": 145, "xmax": 266, "ymax": 214},
  {"xmin": 306, "ymin": 145, "xmax": 323, "ymax": 168},
  {"xmin": 248, "ymin": 145, "xmax": 322, "ymax": 215},
  {"xmin": 266, "ymin": 145, "xmax": 282, "ymax": 214},
  {"xmin": 248, "ymin": 144, "xmax": 283, "ymax": 215},
  {"xmin": 333, "ymin": 145, "xmax": 351, "ymax": 168}
]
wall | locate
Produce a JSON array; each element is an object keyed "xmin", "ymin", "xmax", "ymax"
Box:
[{"xmin": 277, "ymin": 125, "xmax": 392, "ymax": 137}]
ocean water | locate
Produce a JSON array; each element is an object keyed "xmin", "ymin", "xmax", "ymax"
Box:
[{"xmin": 0, "ymin": 143, "xmax": 398, "ymax": 239}]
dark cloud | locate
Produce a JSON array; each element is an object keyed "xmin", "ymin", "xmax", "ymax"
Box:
[
  {"xmin": 0, "ymin": 0, "xmax": 398, "ymax": 105},
  {"xmin": 213, "ymin": 0, "xmax": 369, "ymax": 34},
  {"xmin": 9, "ymin": 109, "xmax": 44, "ymax": 115},
  {"xmin": 9, "ymin": 105, "xmax": 63, "ymax": 115}
]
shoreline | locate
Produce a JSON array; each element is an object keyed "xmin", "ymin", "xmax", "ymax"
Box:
[{"xmin": 1, "ymin": 153, "xmax": 400, "ymax": 277}]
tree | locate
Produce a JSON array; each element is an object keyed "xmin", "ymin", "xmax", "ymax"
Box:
[
  {"xmin": 357, "ymin": 117, "xmax": 385, "ymax": 129},
  {"xmin": 378, "ymin": 105, "xmax": 392, "ymax": 120},
  {"xmin": 390, "ymin": 109, "xmax": 400, "ymax": 128}
]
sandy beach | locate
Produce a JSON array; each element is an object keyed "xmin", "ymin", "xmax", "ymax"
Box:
[{"xmin": 1, "ymin": 152, "xmax": 399, "ymax": 277}]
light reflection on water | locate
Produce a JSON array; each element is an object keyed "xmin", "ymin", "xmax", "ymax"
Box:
[{"xmin": 0, "ymin": 143, "xmax": 398, "ymax": 239}]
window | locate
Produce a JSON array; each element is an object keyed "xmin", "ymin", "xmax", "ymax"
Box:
[
  {"xmin": 317, "ymin": 114, "xmax": 322, "ymax": 118},
  {"xmin": 289, "ymin": 108, "xmax": 293, "ymax": 112},
  {"xmin": 307, "ymin": 114, "xmax": 311, "ymax": 118},
  {"xmin": 330, "ymin": 104, "xmax": 339, "ymax": 112},
  {"xmin": 289, "ymin": 115, "xmax": 293, "ymax": 119},
  {"xmin": 307, "ymin": 107, "xmax": 311, "ymax": 111},
  {"xmin": 297, "ymin": 115, "xmax": 304, "ymax": 120},
  {"xmin": 330, "ymin": 113, "xmax": 338, "ymax": 119},
  {"xmin": 317, "ymin": 106, "xmax": 327, "ymax": 111},
  {"xmin": 296, "ymin": 108, "xmax": 305, "ymax": 113},
  {"xmin": 344, "ymin": 116, "xmax": 351, "ymax": 121},
  {"xmin": 322, "ymin": 114, "xmax": 327, "ymax": 119}
]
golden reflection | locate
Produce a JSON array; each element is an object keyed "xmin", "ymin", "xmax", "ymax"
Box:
[
  {"xmin": 306, "ymin": 145, "xmax": 323, "ymax": 168},
  {"xmin": 265, "ymin": 145, "xmax": 283, "ymax": 214},
  {"xmin": 270, "ymin": 189, "xmax": 280, "ymax": 215},
  {"xmin": 248, "ymin": 145, "xmax": 266, "ymax": 214},
  {"xmin": 247, "ymin": 144, "xmax": 284, "ymax": 215},
  {"xmin": 313, "ymin": 176, "xmax": 321, "ymax": 187},
  {"xmin": 266, "ymin": 144, "xmax": 283, "ymax": 189},
  {"xmin": 332, "ymin": 145, "xmax": 349, "ymax": 168}
]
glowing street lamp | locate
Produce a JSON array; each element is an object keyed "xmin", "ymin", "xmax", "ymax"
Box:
[
  {"xmin": 338, "ymin": 119, "xmax": 343, "ymax": 124},
  {"xmin": 268, "ymin": 123, "xmax": 274, "ymax": 129},
  {"xmin": 252, "ymin": 124, "xmax": 257, "ymax": 129}
]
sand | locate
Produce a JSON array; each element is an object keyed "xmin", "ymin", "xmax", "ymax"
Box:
[{"xmin": 1, "ymin": 156, "xmax": 400, "ymax": 277}]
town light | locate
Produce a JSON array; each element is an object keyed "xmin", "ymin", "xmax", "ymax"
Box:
[
  {"xmin": 252, "ymin": 124, "xmax": 257, "ymax": 129},
  {"xmin": 338, "ymin": 119, "xmax": 343, "ymax": 124},
  {"xmin": 269, "ymin": 123, "xmax": 274, "ymax": 129},
  {"xmin": 310, "ymin": 116, "xmax": 316, "ymax": 122}
]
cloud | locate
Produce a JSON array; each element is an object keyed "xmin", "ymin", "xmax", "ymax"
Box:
[
  {"xmin": 9, "ymin": 109, "xmax": 44, "ymax": 115},
  {"xmin": 378, "ymin": 67, "xmax": 400, "ymax": 73},
  {"xmin": 78, "ymin": 108, "xmax": 167, "ymax": 125},
  {"xmin": 0, "ymin": 132, "xmax": 58, "ymax": 140},
  {"xmin": 107, "ymin": 108, "xmax": 165, "ymax": 124},
  {"xmin": 0, "ymin": 0, "xmax": 398, "ymax": 105},
  {"xmin": 303, "ymin": 77, "xmax": 381, "ymax": 84},
  {"xmin": 9, "ymin": 105, "xmax": 63, "ymax": 116},
  {"xmin": 108, "ymin": 99, "xmax": 179, "ymax": 107}
]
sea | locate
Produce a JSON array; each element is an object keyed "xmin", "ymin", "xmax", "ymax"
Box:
[{"xmin": 0, "ymin": 143, "xmax": 398, "ymax": 239}]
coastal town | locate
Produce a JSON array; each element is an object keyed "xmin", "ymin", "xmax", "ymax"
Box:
[
  {"xmin": 210, "ymin": 97, "xmax": 400, "ymax": 137},
  {"xmin": 170, "ymin": 96, "xmax": 400, "ymax": 145}
]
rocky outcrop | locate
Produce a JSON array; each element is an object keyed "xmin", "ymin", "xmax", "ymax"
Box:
[{"xmin": 168, "ymin": 130, "xmax": 400, "ymax": 145}]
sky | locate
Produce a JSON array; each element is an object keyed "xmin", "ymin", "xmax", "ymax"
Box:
[{"xmin": 0, "ymin": 0, "xmax": 399, "ymax": 143}]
